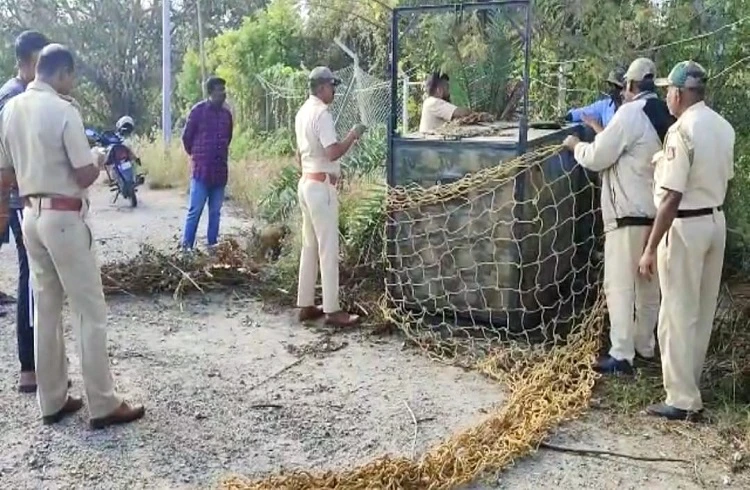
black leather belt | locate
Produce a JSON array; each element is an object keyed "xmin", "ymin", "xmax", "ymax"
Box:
[
  {"xmin": 616, "ymin": 216, "xmax": 654, "ymax": 228},
  {"xmin": 677, "ymin": 206, "xmax": 722, "ymax": 218}
]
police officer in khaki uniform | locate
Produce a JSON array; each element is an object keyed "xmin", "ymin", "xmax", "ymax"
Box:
[
  {"xmin": 294, "ymin": 67, "xmax": 365, "ymax": 327},
  {"xmin": 639, "ymin": 61, "xmax": 735, "ymax": 420},
  {"xmin": 563, "ymin": 58, "xmax": 672, "ymax": 376},
  {"xmin": 0, "ymin": 44, "xmax": 145, "ymax": 428}
]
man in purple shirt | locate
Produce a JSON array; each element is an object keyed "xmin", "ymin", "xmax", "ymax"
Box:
[{"xmin": 181, "ymin": 76, "xmax": 233, "ymax": 250}]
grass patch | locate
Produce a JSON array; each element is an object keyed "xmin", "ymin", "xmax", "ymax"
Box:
[
  {"xmin": 227, "ymin": 154, "xmax": 295, "ymax": 215},
  {"xmin": 132, "ymin": 133, "xmax": 190, "ymax": 190},
  {"xmin": 132, "ymin": 133, "xmax": 294, "ymax": 210}
]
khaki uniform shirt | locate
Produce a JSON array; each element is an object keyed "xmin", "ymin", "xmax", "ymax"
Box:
[
  {"xmin": 419, "ymin": 96, "xmax": 458, "ymax": 133},
  {"xmin": 0, "ymin": 81, "xmax": 94, "ymax": 200},
  {"xmin": 295, "ymin": 95, "xmax": 340, "ymax": 176},
  {"xmin": 653, "ymin": 101, "xmax": 735, "ymax": 210},
  {"xmin": 573, "ymin": 93, "xmax": 662, "ymax": 232}
]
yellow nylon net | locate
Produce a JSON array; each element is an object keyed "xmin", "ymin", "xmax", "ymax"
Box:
[{"xmin": 222, "ymin": 146, "xmax": 606, "ymax": 489}]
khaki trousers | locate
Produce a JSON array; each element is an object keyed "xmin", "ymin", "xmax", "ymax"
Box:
[
  {"xmin": 297, "ymin": 178, "xmax": 340, "ymax": 313},
  {"xmin": 604, "ymin": 226, "xmax": 660, "ymax": 362},
  {"xmin": 658, "ymin": 210, "xmax": 725, "ymax": 411},
  {"xmin": 22, "ymin": 198, "xmax": 120, "ymax": 418}
]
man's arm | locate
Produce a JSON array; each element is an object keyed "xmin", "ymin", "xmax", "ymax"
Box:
[
  {"xmin": 182, "ymin": 106, "xmax": 199, "ymax": 156},
  {"xmin": 227, "ymin": 110, "xmax": 233, "ymax": 147},
  {"xmin": 639, "ymin": 129, "xmax": 691, "ymax": 278},
  {"xmin": 566, "ymin": 98, "xmax": 607, "ymax": 124},
  {"xmin": 62, "ymin": 106, "xmax": 101, "ymax": 189},
  {"xmin": 432, "ymin": 98, "xmax": 470, "ymax": 122},
  {"xmin": 452, "ymin": 107, "xmax": 471, "ymax": 119},
  {"xmin": 316, "ymin": 111, "xmax": 358, "ymax": 163},
  {"xmin": 325, "ymin": 133, "xmax": 357, "ymax": 162},
  {"xmin": 0, "ymin": 168, "xmax": 15, "ymax": 232},
  {"xmin": 571, "ymin": 108, "xmax": 632, "ymax": 172},
  {"xmin": 643, "ymin": 190, "xmax": 681, "ymax": 257},
  {"xmin": 581, "ymin": 114, "xmax": 604, "ymax": 134},
  {"xmin": 0, "ymin": 139, "xmax": 15, "ymax": 232}
]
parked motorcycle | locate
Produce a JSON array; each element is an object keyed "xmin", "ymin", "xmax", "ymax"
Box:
[{"xmin": 85, "ymin": 117, "xmax": 145, "ymax": 207}]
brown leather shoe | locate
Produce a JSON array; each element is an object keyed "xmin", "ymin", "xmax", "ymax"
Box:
[
  {"xmin": 324, "ymin": 311, "xmax": 360, "ymax": 328},
  {"xmin": 42, "ymin": 396, "xmax": 84, "ymax": 425},
  {"xmin": 90, "ymin": 401, "xmax": 145, "ymax": 430},
  {"xmin": 298, "ymin": 306, "xmax": 325, "ymax": 322}
]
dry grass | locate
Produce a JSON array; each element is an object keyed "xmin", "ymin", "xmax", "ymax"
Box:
[
  {"xmin": 226, "ymin": 154, "xmax": 294, "ymax": 214},
  {"xmin": 133, "ymin": 135, "xmax": 294, "ymax": 212},
  {"xmin": 132, "ymin": 134, "xmax": 190, "ymax": 190}
]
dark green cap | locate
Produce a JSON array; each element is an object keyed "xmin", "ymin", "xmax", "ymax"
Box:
[
  {"xmin": 655, "ymin": 61, "xmax": 707, "ymax": 89},
  {"xmin": 605, "ymin": 67, "xmax": 626, "ymax": 88}
]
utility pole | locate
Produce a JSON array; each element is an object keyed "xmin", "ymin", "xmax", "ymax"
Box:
[
  {"xmin": 197, "ymin": 0, "xmax": 207, "ymax": 98},
  {"xmin": 162, "ymin": 0, "xmax": 172, "ymax": 144}
]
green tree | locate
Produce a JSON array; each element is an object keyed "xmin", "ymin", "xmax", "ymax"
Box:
[{"xmin": 176, "ymin": 0, "xmax": 306, "ymax": 126}]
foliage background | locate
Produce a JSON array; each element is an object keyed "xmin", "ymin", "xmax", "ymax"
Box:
[{"xmin": 0, "ymin": 0, "xmax": 747, "ymax": 268}]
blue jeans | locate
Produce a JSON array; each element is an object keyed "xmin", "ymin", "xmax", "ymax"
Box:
[
  {"xmin": 1, "ymin": 208, "xmax": 34, "ymax": 372},
  {"xmin": 182, "ymin": 178, "xmax": 226, "ymax": 249}
]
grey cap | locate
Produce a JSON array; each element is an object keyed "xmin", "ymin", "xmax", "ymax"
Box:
[
  {"xmin": 309, "ymin": 66, "xmax": 341, "ymax": 86},
  {"xmin": 625, "ymin": 58, "xmax": 656, "ymax": 82}
]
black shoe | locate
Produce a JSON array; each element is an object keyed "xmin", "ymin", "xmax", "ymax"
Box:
[
  {"xmin": 42, "ymin": 397, "xmax": 84, "ymax": 425},
  {"xmin": 593, "ymin": 355, "xmax": 634, "ymax": 375},
  {"xmin": 635, "ymin": 351, "xmax": 655, "ymax": 360},
  {"xmin": 646, "ymin": 403, "xmax": 702, "ymax": 422},
  {"xmin": 633, "ymin": 352, "xmax": 658, "ymax": 367}
]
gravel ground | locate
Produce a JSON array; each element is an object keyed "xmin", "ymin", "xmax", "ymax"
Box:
[{"xmin": 0, "ymin": 182, "xmax": 744, "ymax": 489}]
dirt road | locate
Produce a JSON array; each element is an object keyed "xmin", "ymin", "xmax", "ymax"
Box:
[{"xmin": 0, "ymin": 183, "xmax": 740, "ymax": 489}]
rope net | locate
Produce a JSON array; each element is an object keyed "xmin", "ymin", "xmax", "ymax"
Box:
[
  {"xmin": 221, "ymin": 146, "xmax": 608, "ymax": 489},
  {"xmin": 386, "ymin": 145, "xmax": 601, "ymax": 359}
]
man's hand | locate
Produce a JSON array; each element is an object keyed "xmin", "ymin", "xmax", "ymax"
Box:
[
  {"xmin": 581, "ymin": 115, "xmax": 604, "ymax": 134},
  {"xmin": 562, "ymin": 135, "xmax": 580, "ymax": 151},
  {"xmin": 91, "ymin": 147, "xmax": 107, "ymax": 169},
  {"xmin": 638, "ymin": 247, "xmax": 657, "ymax": 280},
  {"xmin": 0, "ymin": 169, "xmax": 15, "ymax": 235},
  {"xmin": 349, "ymin": 124, "xmax": 367, "ymax": 141}
]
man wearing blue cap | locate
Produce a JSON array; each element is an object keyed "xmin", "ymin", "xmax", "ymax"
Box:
[
  {"xmin": 639, "ymin": 61, "xmax": 735, "ymax": 421},
  {"xmin": 565, "ymin": 66, "xmax": 626, "ymax": 133}
]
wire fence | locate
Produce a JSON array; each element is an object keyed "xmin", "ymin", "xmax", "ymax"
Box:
[{"xmin": 256, "ymin": 64, "xmax": 401, "ymax": 138}]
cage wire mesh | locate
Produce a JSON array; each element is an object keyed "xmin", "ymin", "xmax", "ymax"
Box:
[{"xmin": 256, "ymin": 61, "xmax": 398, "ymax": 181}]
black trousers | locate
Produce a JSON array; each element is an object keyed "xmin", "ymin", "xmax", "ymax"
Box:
[{"xmin": 2, "ymin": 208, "xmax": 34, "ymax": 372}]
